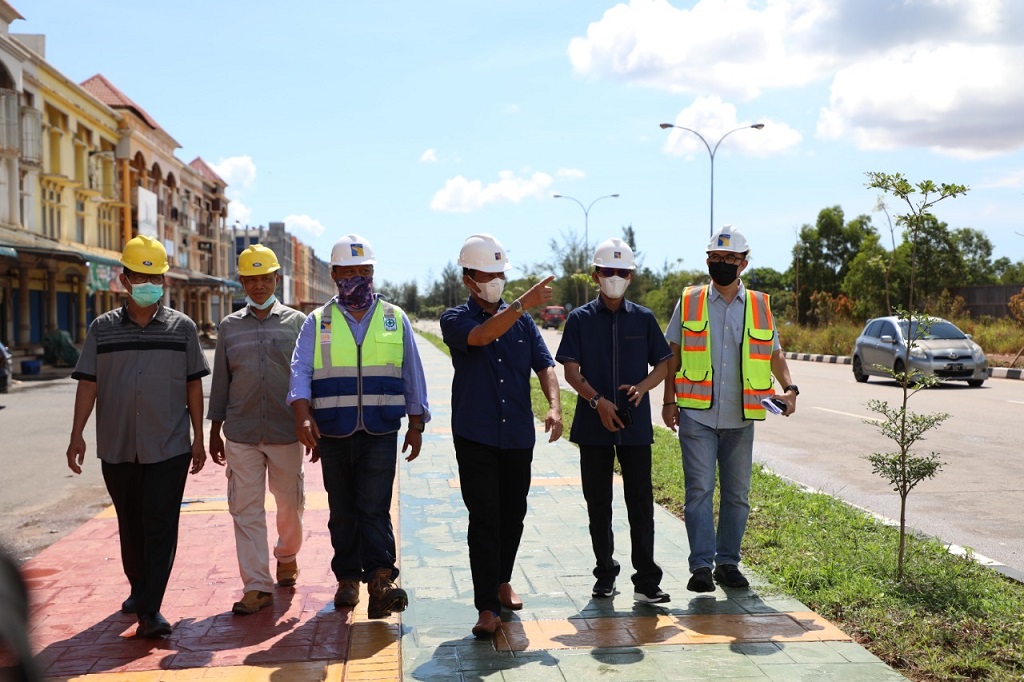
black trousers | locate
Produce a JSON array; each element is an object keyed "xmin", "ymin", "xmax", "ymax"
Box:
[
  {"xmin": 580, "ymin": 444, "xmax": 662, "ymax": 589},
  {"xmin": 101, "ymin": 452, "xmax": 191, "ymax": 614},
  {"xmin": 454, "ymin": 435, "xmax": 532, "ymax": 614}
]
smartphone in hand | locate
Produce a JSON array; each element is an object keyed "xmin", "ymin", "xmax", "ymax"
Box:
[
  {"xmin": 615, "ymin": 407, "xmax": 633, "ymax": 426},
  {"xmin": 760, "ymin": 396, "xmax": 787, "ymax": 415}
]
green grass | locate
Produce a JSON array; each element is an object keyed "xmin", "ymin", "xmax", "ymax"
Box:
[{"xmin": 420, "ymin": 329, "xmax": 1024, "ymax": 680}]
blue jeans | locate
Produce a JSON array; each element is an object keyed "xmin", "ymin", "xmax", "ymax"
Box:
[
  {"xmin": 677, "ymin": 413, "xmax": 754, "ymax": 571},
  {"xmin": 317, "ymin": 431, "xmax": 399, "ymax": 583}
]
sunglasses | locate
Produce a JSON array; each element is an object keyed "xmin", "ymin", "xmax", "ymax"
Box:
[{"xmin": 595, "ymin": 267, "xmax": 633, "ymax": 278}]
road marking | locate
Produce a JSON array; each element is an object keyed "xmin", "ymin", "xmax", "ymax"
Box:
[
  {"xmin": 813, "ymin": 406, "xmax": 884, "ymax": 423},
  {"xmin": 1009, "ymin": 400, "xmax": 1024, "ymax": 405}
]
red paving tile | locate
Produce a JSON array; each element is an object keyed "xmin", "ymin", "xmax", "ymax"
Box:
[{"xmin": 22, "ymin": 458, "xmax": 392, "ymax": 678}]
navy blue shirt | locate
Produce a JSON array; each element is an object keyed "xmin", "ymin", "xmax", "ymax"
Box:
[
  {"xmin": 556, "ymin": 297, "xmax": 672, "ymax": 446},
  {"xmin": 441, "ymin": 297, "xmax": 555, "ymax": 450}
]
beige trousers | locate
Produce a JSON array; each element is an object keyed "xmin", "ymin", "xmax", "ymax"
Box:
[{"xmin": 225, "ymin": 439, "xmax": 305, "ymax": 593}]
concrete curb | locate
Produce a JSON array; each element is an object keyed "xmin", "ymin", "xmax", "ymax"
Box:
[{"xmin": 783, "ymin": 351, "xmax": 1023, "ymax": 381}]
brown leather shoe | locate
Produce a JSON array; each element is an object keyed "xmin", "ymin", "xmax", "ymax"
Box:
[
  {"xmin": 498, "ymin": 582, "xmax": 523, "ymax": 610},
  {"xmin": 471, "ymin": 610, "xmax": 501, "ymax": 638},
  {"xmin": 276, "ymin": 560, "xmax": 299, "ymax": 587},
  {"xmin": 334, "ymin": 580, "xmax": 360, "ymax": 608},
  {"xmin": 232, "ymin": 590, "xmax": 273, "ymax": 615},
  {"xmin": 367, "ymin": 567, "xmax": 408, "ymax": 619}
]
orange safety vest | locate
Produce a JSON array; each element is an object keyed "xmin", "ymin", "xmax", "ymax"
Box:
[{"xmin": 674, "ymin": 285, "xmax": 776, "ymax": 420}]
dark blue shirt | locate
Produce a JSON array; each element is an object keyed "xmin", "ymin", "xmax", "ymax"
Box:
[
  {"xmin": 556, "ymin": 296, "xmax": 672, "ymax": 446},
  {"xmin": 441, "ymin": 297, "xmax": 554, "ymax": 450}
]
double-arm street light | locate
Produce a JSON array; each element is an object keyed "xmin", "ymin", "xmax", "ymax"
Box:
[
  {"xmin": 552, "ymin": 193, "xmax": 620, "ymax": 250},
  {"xmin": 659, "ymin": 122, "xmax": 764, "ymax": 237}
]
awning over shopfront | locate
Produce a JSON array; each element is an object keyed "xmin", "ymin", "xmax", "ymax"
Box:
[
  {"xmin": 0, "ymin": 225, "xmax": 88, "ymax": 262},
  {"xmin": 0, "ymin": 246, "xmax": 17, "ymax": 258},
  {"xmin": 74, "ymin": 244, "xmax": 123, "ymax": 267}
]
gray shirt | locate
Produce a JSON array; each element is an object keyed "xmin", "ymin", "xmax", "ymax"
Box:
[
  {"xmin": 666, "ymin": 281, "xmax": 780, "ymax": 430},
  {"xmin": 72, "ymin": 304, "xmax": 210, "ymax": 464},
  {"xmin": 207, "ymin": 301, "xmax": 306, "ymax": 444}
]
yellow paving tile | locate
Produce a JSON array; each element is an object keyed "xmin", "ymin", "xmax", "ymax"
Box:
[
  {"xmin": 449, "ymin": 475, "xmax": 609, "ymax": 488},
  {"xmin": 495, "ymin": 612, "xmax": 852, "ymax": 652},
  {"xmin": 44, "ymin": 661, "xmax": 344, "ymax": 682}
]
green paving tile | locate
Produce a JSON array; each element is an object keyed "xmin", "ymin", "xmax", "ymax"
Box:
[
  {"xmin": 759, "ymin": 662, "xmax": 907, "ymax": 680},
  {"xmin": 767, "ymin": 641, "xmax": 848, "ymax": 665},
  {"xmin": 825, "ymin": 640, "xmax": 888, "ymax": 664}
]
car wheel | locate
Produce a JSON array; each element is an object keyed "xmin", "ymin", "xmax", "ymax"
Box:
[
  {"xmin": 893, "ymin": 358, "xmax": 906, "ymax": 382},
  {"xmin": 967, "ymin": 379, "xmax": 984, "ymax": 387},
  {"xmin": 852, "ymin": 356, "xmax": 868, "ymax": 383}
]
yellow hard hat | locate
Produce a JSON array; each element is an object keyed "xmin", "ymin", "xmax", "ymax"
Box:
[
  {"xmin": 238, "ymin": 244, "xmax": 281, "ymax": 276},
  {"xmin": 120, "ymin": 235, "xmax": 169, "ymax": 274}
]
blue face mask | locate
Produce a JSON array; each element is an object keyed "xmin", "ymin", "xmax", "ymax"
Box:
[
  {"xmin": 129, "ymin": 282, "xmax": 163, "ymax": 307},
  {"xmin": 246, "ymin": 294, "xmax": 277, "ymax": 311}
]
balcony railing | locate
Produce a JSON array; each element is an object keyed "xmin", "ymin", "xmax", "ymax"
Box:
[{"xmin": 0, "ymin": 90, "xmax": 18, "ymax": 154}]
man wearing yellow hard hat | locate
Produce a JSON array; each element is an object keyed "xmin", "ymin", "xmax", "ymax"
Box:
[
  {"xmin": 66, "ymin": 235, "xmax": 210, "ymax": 638},
  {"xmin": 207, "ymin": 245, "xmax": 308, "ymax": 616}
]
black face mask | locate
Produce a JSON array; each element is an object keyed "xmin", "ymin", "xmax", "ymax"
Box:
[{"xmin": 708, "ymin": 261, "xmax": 739, "ymax": 286}]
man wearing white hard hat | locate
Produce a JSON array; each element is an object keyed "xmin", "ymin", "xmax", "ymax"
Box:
[
  {"xmin": 440, "ymin": 233, "xmax": 563, "ymax": 638},
  {"xmin": 66, "ymin": 235, "xmax": 210, "ymax": 638},
  {"xmin": 556, "ymin": 238, "xmax": 674, "ymax": 604},
  {"xmin": 208, "ymin": 245, "xmax": 308, "ymax": 616},
  {"xmin": 661, "ymin": 226, "xmax": 798, "ymax": 594},
  {"xmin": 288, "ymin": 234, "xmax": 429, "ymax": 620}
]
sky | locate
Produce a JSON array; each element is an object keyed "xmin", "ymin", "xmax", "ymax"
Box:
[{"xmin": 13, "ymin": 0, "xmax": 1024, "ymax": 289}]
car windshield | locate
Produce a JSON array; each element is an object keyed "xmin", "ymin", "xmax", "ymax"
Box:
[{"xmin": 898, "ymin": 320, "xmax": 967, "ymax": 341}]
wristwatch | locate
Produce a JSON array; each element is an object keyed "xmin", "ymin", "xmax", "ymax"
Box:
[
  {"xmin": 783, "ymin": 384, "xmax": 800, "ymax": 396},
  {"xmin": 589, "ymin": 393, "xmax": 602, "ymax": 410},
  {"xmin": 409, "ymin": 422, "xmax": 425, "ymax": 432},
  {"xmin": 510, "ymin": 299, "xmax": 523, "ymax": 314}
]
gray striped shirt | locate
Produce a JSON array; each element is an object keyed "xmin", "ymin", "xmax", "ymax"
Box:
[{"xmin": 72, "ymin": 304, "xmax": 210, "ymax": 464}]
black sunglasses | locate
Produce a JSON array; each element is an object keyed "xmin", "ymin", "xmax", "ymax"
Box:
[{"xmin": 595, "ymin": 267, "xmax": 632, "ymax": 278}]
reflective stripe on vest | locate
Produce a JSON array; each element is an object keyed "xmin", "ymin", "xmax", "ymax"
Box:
[
  {"xmin": 311, "ymin": 300, "xmax": 405, "ymax": 436},
  {"xmin": 674, "ymin": 286, "xmax": 776, "ymax": 420},
  {"xmin": 741, "ymin": 290, "xmax": 774, "ymax": 419},
  {"xmin": 674, "ymin": 285, "xmax": 713, "ymax": 409}
]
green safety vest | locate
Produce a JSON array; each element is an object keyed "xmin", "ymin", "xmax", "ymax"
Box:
[{"xmin": 311, "ymin": 300, "xmax": 405, "ymax": 436}]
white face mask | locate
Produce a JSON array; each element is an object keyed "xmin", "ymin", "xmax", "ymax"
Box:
[
  {"xmin": 599, "ymin": 275, "xmax": 630, "ymax": 299},
  {"xmin": 472, "ymin": 277, "xmax": 505, "ymax": 304}
]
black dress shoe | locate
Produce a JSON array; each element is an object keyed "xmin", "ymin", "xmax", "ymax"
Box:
[
  {"xmin": 137, "ymin": 612, "xmax": 172, "ymax": 638},
  {"xmin": 121, "ymin": 596, "xmax": 137, "ymax": 614}
]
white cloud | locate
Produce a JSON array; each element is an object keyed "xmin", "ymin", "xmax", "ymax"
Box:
[
  {"xmin": 569, "ymin": 0, "xmax": 1024, "ymax": 156},
  {"xmin": 817, "ymin": 44, "xmax": 1024, "ymax": 158},
  {"xmin": 430, "ymin": 170, "xmax": 555, "ymax": 213},
  {"xmin": 419, "ymin": 148, "xmax": 438, "ymax": 163},
  {"xmin": 556, "ymin": 168, "xmax": 587, "ymax": 179},
  {"xmin": 211, "ymin": 155, "xmax": 257, "ymax": 226},
  {"xmin": 662, "ymin": 96, "xmax": 801, "ymax": 158},
  {"xmin": 283, "ymin": 214, "xmax": 326, "ymax": 238}
]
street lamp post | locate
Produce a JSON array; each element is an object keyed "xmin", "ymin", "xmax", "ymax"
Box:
[
  {"xmin": 552, "ymin": 193, "xmax": 620, "ymax": 250},
  {"xmin": 659, "ymin": 122, "xmax": 764, "ymax": 237}
]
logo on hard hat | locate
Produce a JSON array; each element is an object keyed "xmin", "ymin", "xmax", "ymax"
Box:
[
  {"xmin": 350, "ymin": 244, "xmax": 364, "ymax": 257},
  {"xmin": 718, "ymin": 235, "xmax": 731, "ymax": 248},
  {"xmin": 613, "ymin": 251, "xmax": 622, "ymax": 259},
  {"xmin": 143, "ymin": 260, "xmax": 153, "ymax": 266},
  {"xmin": 494, "ymin": 252, "xmax": 501, "ymax": 261},
  {"xmin": 253, "ymin": 261, "xmax": 263, "ymax": 267}
]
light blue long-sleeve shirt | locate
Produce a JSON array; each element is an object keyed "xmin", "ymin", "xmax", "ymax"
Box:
[{"xmin": 287, "ymin": 295, "xmax": 430, "ymax": 428}]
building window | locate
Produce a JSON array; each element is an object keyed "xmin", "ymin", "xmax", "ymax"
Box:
[
  {"xmin": 41, "ymin": 180, "xmax": 63, "ymax": 239},
  {"xmin": 98, "ymin": 205, "xmax": 117, "ymax": 250}
]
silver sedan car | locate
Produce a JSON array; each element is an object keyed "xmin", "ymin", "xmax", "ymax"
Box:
[{"xmin": 851, "ymin": 316, "xmax": 988, "ymax": 387}]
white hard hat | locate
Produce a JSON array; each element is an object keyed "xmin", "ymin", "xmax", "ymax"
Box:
[
  {"xmin": 592, "ymin": 238, "xmax": 636, "ymax": 270},
  {"xmin": 457, "ymin": 233, "xmax": 511, "ymax": 273},
  {"xmin": 331, "ymin": 234, "xmax": 377, "ymax": 267},
  {"xmin": 706, "ymin": 225, "xmax": 750, "ymax": 255}
]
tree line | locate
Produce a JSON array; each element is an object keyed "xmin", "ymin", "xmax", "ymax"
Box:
[{"xmin": 377, "ymin": 207, "xmax": 1024, "ymax": 325}]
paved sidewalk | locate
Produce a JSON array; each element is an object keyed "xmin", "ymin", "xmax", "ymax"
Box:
[{"xmin": 17, "ymin": 331, "xmax": 905, "ymax": 680}]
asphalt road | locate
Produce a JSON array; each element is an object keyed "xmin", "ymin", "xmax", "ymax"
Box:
[
  {"xmin": 2, "ymin": 331, "xmax": 1021, "ymax": 579},
  {"xmin": 537, "ymin": 326, "xmax": 1024, "ymax": 578}
]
